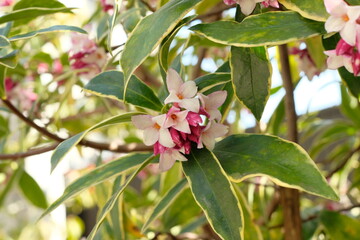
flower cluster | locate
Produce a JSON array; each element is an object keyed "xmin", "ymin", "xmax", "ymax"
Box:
[
  {"xmin": 0, "ymin": 0, "xmax": 13, "ymax": 6},
  {"xmin": 100, "ymin": 0, "xmax": 114, "ymax": 13},
  {"xmin": 290, "ymin": 47, "xmax": 322, "ymax": 80},
  {"xmin": 69, "ymin": 33, "xmax": 107, "ymax": 79},
  {"xmin": 5, "ymin": 77, "xmax": 37, "ymax": 111},
  {"xmin": 223, "ymin": 0, "xmax": 279, "ymax": 15},
  {"xmin": 132, "ymin": 69, "xmax": 228, "ymax": 172},
  {"xmin": 323, "ymin": 0, "xmax": 360, "ymax": 76}
]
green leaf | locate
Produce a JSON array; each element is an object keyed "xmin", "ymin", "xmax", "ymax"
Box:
[
  {"xmin": 231, "ymin": 46, "xmax": 271, "ymax": 120},
  {"xmin": 9, "ymin": 25, "xmax": 86, "ymax": 41},
  {"xmin": 84, "ymin": 71, "xmax": 163, "ymax": 111},
  {"xmin": 320, "ymin": 211, "xmax": 360, "ymax": 239},
  {"xmin": 322, "ymin": 33, "xmax": 360, "ymax": 98},
  {"xmin": 0, "ymin": 65, "xmax": 6, "ymax": 99},
  {"xmin": 195, "ymin": 73, "xmax": 231, "ymax": 92},
  {"xmin": 233, "ymin": 185, "xmax": 263, "ymax": 240},
  {"xmin": 14, "ymin": 0, "xmax": 68, "ymax": 9},
  {"xmin": 19, "ymin": 171, "xmax": 48, "ymax": 209},
  {"xmin": 51, "ymin": 112, "xmax": 143, "ymax": 172},
  {"xmin": 142, "ymin": 178, "xmax": 188, "ymax": 232},
  {"xmin": 213, "ymin": 134, "xmax": 339, "ymax": 201},
  {"xmin": 0, "ymin": 115, "xmax": 9, "ymax": 137},
  {"xmin": 182, "ymin": 148, "xmax": 244, "ymax": 240},
  {"xmin": 0, "ymin": 7, "xmax": 74, "ymax": 25},
  {"xmin": 0, "ymin": 50, "xmax": 18, "ymax": 69},
  {"xmin": 41, "ymin": 153, "xmax": 152, "ymax": 218},
  {"xmin": 278, "ymin": 0, "xmax": 328, "ymax": 21},
  {"xmin": 0, "ymin": 36, "xmax": 10, "ymax": 48},
  {"xmin": 190, "ymin": 11, "xmax": 326, "ymax": 47},
  {"xmin": 158, "ymin": 15, "xmax": 195, "ymax": 83},
  {"xmin": 87, "ymin": 155, "xmax": 155, "ymax": 240},
  {"xmin": 120, "ymin": 0, "xmax": 202, "ymax": 91}
]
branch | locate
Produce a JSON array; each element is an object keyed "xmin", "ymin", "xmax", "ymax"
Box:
[
  {"xmin": 1, "ymin": 99, "xmax": 152, "ymax": 159},
  {"xmin": 0, "ymin": 143, "xmax": 59, "ymax": 160},
  {"xmin": 269, "ymin": 203, "xmax": 360, "ymax": 229},
  {"xmin": 326, "ymin": 144, "xmax": 360, "ymax": 179},
  {"xmin": 278, "ymin": 44, "xmax": 302, "ymax": 240}
]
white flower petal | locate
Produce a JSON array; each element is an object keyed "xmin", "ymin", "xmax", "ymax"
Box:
[
  {"xmin": 239, "ymin": 0, "xmax": 257, "ymax": 15},
  {"xmin": 132, "ymin": 115, "xmax": 153, "ymax": 129},
  {"xmin": 324, "ymin": 0, "xmax": 344, "ymax": 13},
  {"xmin": 208, "ymin": 109, "xmax": 222, "ymax": 121},
  {"xmin": 159, "ymin": 128, "xmax": 175, "ymax": 148},
  {"xmin": 343, "ymin": 56, "xmax": 354, "ymax": 73},
  {"xmin": 143, "ymin": 128, "xmax": 159, "ymax": 146},
  {"xmin": 325, "ymin": 16, "xmax": 345, "ymax": 33},
  {"xmin": 325, "ymin": 50, "xmax": 345, "ymax": 69},
  {"xmin": 153, "ymin": 114, "xmax": 167, "ymax": 127},
  {"xmin": 340, "ymin": 22, "xmax": 357, "ymax": 46},
  {"xmin": 202, "ymin": 134, "xmax": 216, "ymax": 150},
  {"xmin": 159, "ymin": 152, "xmax": 177, "ymax": 172},
  {"xmin": 173, "ymin": 150, "xmax": 187, "ymax": 162},
  {"xmin": 164, "ymin": 90, "xmax": 180, "ymax": 104},
  {"xmin": 206, "ymin": 91, "xmax": 227, "ymax": 109},
  {"xmin": 180, "ymin": 81, "xmax": 197, "ymax": 98},
  {"xmin": 166, "ymin": 68, "xmax": 183, "ymax": 92},
  {"xmin": 174, "ymin": 120, "xmax": 191, "ymax": 134},
  {"xmin": 179, "ymin": 98, "xmax": 200, "ymax": 112}
]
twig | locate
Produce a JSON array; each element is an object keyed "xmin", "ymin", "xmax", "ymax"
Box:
[
  {"xmin": 192, "ymin": 47, "xmax": 207, "ymax": 79},
  {"xmin": 268, "ymin": 203, "xmax": 360, "ymax": 229},
  {"xmin": 1, "ymin": 99, "xmax": 152, "ymax": 158},
  {"xmin": 326, "ymin": 144, "xmax": 360, "ymax": 178},
  {"xmin": 278, "ymin": 44, "xmax": 302, "ymax": 240},
  {"xmin": 0, "ymin": 143, "xmax": 59, "ymax": 160}
]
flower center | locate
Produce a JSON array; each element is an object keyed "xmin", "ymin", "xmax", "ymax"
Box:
[
  {"xmin": 171, "ymin": 114, "xmax": 177, "ymax": 120},
  {"xmin": 154, "ymin": 123, "xmax": 161, "ymax": 129},
  {"xmin": 177, "ymin": 93, "xmax": 183, "ymax": 99},
  {"xmin": 342, "ymin": 14, "xmax": 350, "ymax": 22}
]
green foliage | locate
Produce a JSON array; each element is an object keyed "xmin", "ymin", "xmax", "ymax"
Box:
[
  {"xmin": 320, "ymin": 211, "xmax": 360, "ymax": 239},
  {"xmin": 51, "ymin": 112, "xmax": 143, "ymax": 171},
  {"xmin": 85, "ymin": 71, "xmax": 163, "ymax": 111},
  {"xmin": 120, "ymin": 0, "xmax": 202, "ymax": 88},
  {"xmin": 190, "ymin": 11, "xmax": 326, "ymax": 47},
  {"xmin": 231, "ymin": 46, "xmax": 271, "ymax": 120},
  {"xmin": 214, "ymin": 134, "xmax": 339, "ymax": 201},
  {"xmin": 42, "ymin": 153, "xmax": 152, "ymax": 218},
  {"xmin": 182, "ymin": 148, "xmax": 244, "ymax": 240},
  {"xmin": 278, "ymin": 0, "xmax": 328, "ymax": 21},
  {"xmin": 18, "ymin": 171, "xmax": 48, "ymax": 209}
]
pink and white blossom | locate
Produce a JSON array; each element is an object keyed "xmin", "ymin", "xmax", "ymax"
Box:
[
  {"xmin": 324, "ymin": 0, "xmax": 360, "ymax": 45},
  {"xmin": 132, "ymin": 69, "xmax": 229, "ymax": 172},
  {"xmin": 164, "ymin": 69, "xmax": 200, "ymax": 112},
  {"xmin": 0, "ymin": 0, "xmax": 13, "ymax": 6},
  {"xmin": 132, "ymin": 114, "xmax": 175, "ymax": 148},
  {"xmin": 198, "ymin": 91, "xmax": 227, "ymax": 121},
  {"xmin": 159, "ymin": 148, "xmax": 187, "ymax": 172},
  {"xmin": 164, "ymin": 107, "xmax": 191, "ymax": 134},
  {"xmin": 324, "ymin": 50, "xmax": 354, "ymax": 73},
  {"xmin": 223, "ymin": 0, "xmax": 279, "ymax": 15},
  {"xmin": 198, "ymin": 121, "xmax": 229, "ymax": 151}
]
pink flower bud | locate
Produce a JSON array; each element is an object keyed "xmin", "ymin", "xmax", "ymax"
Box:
[
  {"xmin": 336, "ymin": 39, "xmax": 353, "ymax": 56},
  {"xmin": 5, "ymin": 77, "xmax": 16, "ymax": 92},
  {"xmin": 352, "ymin": 51, "xmax": 360, "ymax": 76},
  {"xmin": 154, "ymin": 142, "xmax": 166, "ymax": 155},
  {"xmin": 186, "ymin": 111, "xmax": 202, "ymax": 127},
  {"xmin": 223, "ymin": 0, "xmax": 236, "ymax": 5},
  {"xmin": 184, "ymin": 141, "xmax": 191, "ymax": 155},
  {"xmin": 170, "ymin": 128, "xmax": 183, "ymax": 147}
]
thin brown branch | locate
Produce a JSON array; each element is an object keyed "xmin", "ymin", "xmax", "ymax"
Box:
[
  {"xmin": 1, "ymin": 99, "xmax": 152, "ymax": 158},
  {"xmin": 269, "ymin": 203, "xmax": 360, "ymax": 229},
  {"xmin": 192, "ymin": 47, "xmax": 208, "ymax": 79},
  {"xmin": 0, "ymin": 143, "xmax": 59, "ymax": 160},
  {"xmin": 326, "ymin": 144, "xmax": 360, "ymax": 179},
  {"xmin": 278, "ymin": 44, "xmax": 302, "ymax": 240}
]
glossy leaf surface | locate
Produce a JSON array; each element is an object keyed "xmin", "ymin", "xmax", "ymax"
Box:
[
  {"xmin": 278, "ymin": 0, "xmax": 328, "ymax": 21},
  {"xmin": 190, "ymin": 11, "xmax": 326, "ymax": 47},
  {"xmin": 182, "ymin": 148, "xmax": 244, "ymax": 240},
  {"xmin": 214, "ymin": 134, "xmax": 339, "ymax": 201}
]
